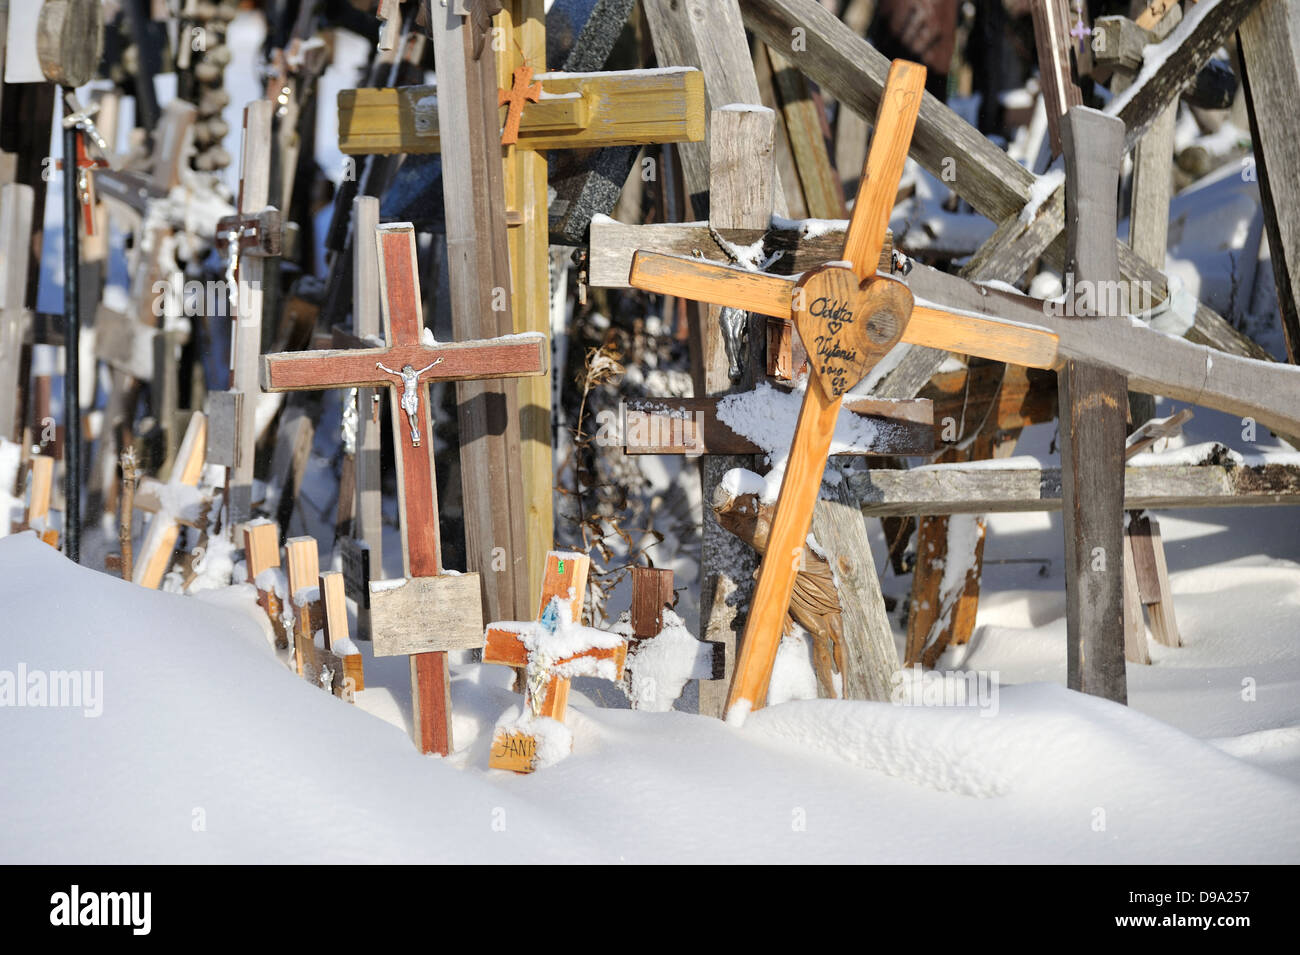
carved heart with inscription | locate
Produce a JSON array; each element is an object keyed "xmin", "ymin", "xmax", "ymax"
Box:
[{"xmin": 792, "ymin": 267, "xmax": 913, "ymax": 398}]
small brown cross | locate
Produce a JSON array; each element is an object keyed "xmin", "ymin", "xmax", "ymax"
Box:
[{"xmin": 498, "ymin": 64, "xmax": 542, "ymax": 146}]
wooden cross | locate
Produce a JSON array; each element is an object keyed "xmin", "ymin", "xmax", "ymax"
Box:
[
  {"xmin": 497, "ymin": 64, "xmax": 542, "ymax": 146},
  {"xmin": 627, "ymin": 61, "xmax": 1064, "ymax": 720},
  {"xmin": 133, "ymin": 411, "xmax": 208, "ymax": 589},
  {"xmin": 483, "ymin": 550, "xmax": 628, "ymax": 772},
  {"xmin": 594, "ymin": 104, "xmax": 934, "ymax": 713},
  {"xmin": 622, "ymin": 566, "xmax": 724, "ymax": 711},
  {"xmin": 222, "ymin": 100, "xmax": 276, "ymax": 525},
  {"xmin": 260, "ymin": 222, "xmax": 548, "ymax": 755}
]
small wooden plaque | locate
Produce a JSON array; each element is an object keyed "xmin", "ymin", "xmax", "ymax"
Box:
[
  {"xmin": 489, "ymin": 729, "xmax": 539, "ymax": 773},
  {"xmin": 369, "ymin": 573, "xmax": 485, "ymax": 657}
]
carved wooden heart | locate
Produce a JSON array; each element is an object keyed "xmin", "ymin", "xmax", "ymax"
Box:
[{"xmin": 792, "ymin": 268, "xmax": 913, "ymax": 398}]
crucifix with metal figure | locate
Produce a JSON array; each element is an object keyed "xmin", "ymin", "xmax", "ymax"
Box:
[{"xmin": 375, "ymin": 358, "xmax": 443, "ymax": 446}]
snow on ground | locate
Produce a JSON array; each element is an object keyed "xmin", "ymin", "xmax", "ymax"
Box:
[{"xmin": 2, "ymin": 448, "xmax": 1298, "ymax": 863}]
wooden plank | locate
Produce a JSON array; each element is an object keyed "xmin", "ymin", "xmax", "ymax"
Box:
[
  {"xmin": 1128, "ymin": 512, "xmax": 1182, "ymax": 647},
  {"xmin": 905, "ymin": 263, "xmax": 1300, "ymax": 438},
  {"xmin": 742, "ymin": 0, "xmax": 1031, "ymax": 225},
  {"xmin": 696, "ymin": 105, "xmax": 777, "ymax": 719},
  {"xmin": 1108, "ymin": 0, "xmax": 1262, "ymax": 149},
  {"xmin": 587, "ymin": 214, "xmax": 893, "ymax": 288},
  {"xmin": 642, "ymin": 0, "xmax": 788, "ymax": 218},
  {"xmin": 320, "ymin": 569, "xmax": 364, "ymax": 692},
  {"xmin": 336, "ymin": 69, "xmax": 705, "ymax": 154},
  {"xmin": 351, "ymin": 196, "xmax": 383, "ymax": 637},
  {"xmin": 1030, "ymin": 0, "xmax": 1084, "ymax": 157},
  {"xmin": 498, "ymin": 0, "xmax": 553, "ymax": 611},
  {"xmin": 1058, "ymin": 106, "xmax": 1129, "ymax": 704},
  {"xmin": 430, "ymin": 0, "xmax": 535, "ymax": 621},
  {"xmin": 766, "ymin": 45, "xmax": 846, "ymax": 220},
  {"xmin": 622, "ymin": 394, "xmax": 934, "ymax": 456},
  {"xmin": 1122, "ymin": 532, "xmax": 1152, "ymax": 664},
  {"xmin": 260, "ymin": 338, "xmax": 548, "ymax": 391},
  {"xmin": 849, "ymin": 460, "xmax": 1300, "ymax": 514},
  {"xmin": 629, "ymin": 252, "xmax": 1062, "ymax": 369},
  {"xmin": 285, "ymin": 536, "xmax": 322, "ymax": 677},
  {"xmin": 368, "ymin": 574, "xmax": 486, "ymax": 656},
  {"xmin": 1238, "ymin": 0, "xmax": 1300, "ymax": 362}
]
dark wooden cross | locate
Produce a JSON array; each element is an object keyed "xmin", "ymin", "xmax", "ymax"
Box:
[
  {"xmin": 497, "ymin": 64, "xmax": 543, "ymax": 145},
  {"xmin": 260, "ymin": 222, "xmax": 548, "ymax": 756}
]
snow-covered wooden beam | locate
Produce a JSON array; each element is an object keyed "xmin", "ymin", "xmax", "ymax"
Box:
[
  {"xmin": 848, "ymin": 458, "xmax": 1300, "ymax": 516},
  {"xmin": 905, "ymin": 261, "xmax": 1300, "ymax": 439},
  {"xmin": 587, "ymin": 215, "xmax": 892, "ymax": 289}
]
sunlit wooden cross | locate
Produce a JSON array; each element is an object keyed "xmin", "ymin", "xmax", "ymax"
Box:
[
  {"xmin": 261, "ymin": 222, "xmax": 548, "ymax": 755},
  {"xmin": 498, "ymin": 64, "xmax": 543, "ymax": 145},
  {"xmin": 627, "ymin": 60, "xmax": 1062, "ymax": 723},
  {"xmin": 482, "ymin": 550, "xmax": 628, "ymax": 772}
]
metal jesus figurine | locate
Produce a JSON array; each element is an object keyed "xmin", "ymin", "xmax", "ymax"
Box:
[{"xmin": 376, "ymin": 358, "xmax": 443, "ymax": 446}]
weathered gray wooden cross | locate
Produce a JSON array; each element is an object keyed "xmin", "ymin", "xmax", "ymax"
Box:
[
  {"xmin": 216, "ymin": 100, "xmax": 279, "ymax": 525},
  {"xmin": 260, "ymin": 222, "xmax": 548, "ymax": 755}
]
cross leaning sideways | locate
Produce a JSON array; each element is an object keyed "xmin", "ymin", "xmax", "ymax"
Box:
[
  {"xmin": 627, "ymin": 60, "xmax": 1063, "ymax": 722},
  {"xmin": 260, "ymin": 222, "xmax": 548, "ymax": 755}
]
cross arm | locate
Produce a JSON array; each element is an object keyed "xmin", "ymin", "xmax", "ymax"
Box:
[
  {"xmin": 908, "ymin": 261, "xmax": 1300, "ymax": 438},
  {"xmin": 337, "ymin": 69, "xmax": 705, "ymax": 155},
  {"xmin": 260, "ymin": 334, "xmax": 548, "ymax": 392},
  {"xmin": 483, "ymin": 624, "xmax": 628, "ymax": 675},
  {"xmin": 628, "ymin": 250, "xmax": 1061, "ymax": 370}
]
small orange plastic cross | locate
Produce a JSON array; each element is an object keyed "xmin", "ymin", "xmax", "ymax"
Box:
[{"xmin": 498, "ymin": 64, "xmax": 543, "ymax": 146}]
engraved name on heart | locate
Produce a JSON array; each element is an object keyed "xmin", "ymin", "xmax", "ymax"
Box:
[{"xmin": 792, "ymin": 267, "xmax": 913, "ymax": 398}]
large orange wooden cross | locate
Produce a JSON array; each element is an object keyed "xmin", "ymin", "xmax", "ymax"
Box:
[
  {"xmin": 261, "ymin": 222, "xmax": 548, "ymax": 755},
  {"xmin": 627, "ymin": 61, "xmax": 1063, "ymax": 722}
]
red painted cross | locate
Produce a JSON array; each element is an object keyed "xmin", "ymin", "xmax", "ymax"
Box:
[
  {"xmin": 498, "ymin": 64, "xmax": 543, "ymax": 146},
  {"xmin": 261, "ymin": 222, "xmax": 547, "ymax": 754}
]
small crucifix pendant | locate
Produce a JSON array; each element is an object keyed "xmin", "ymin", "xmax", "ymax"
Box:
[{"xmin": 376, "ymin": 358, "xmax": 443, "ymax": 447}]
